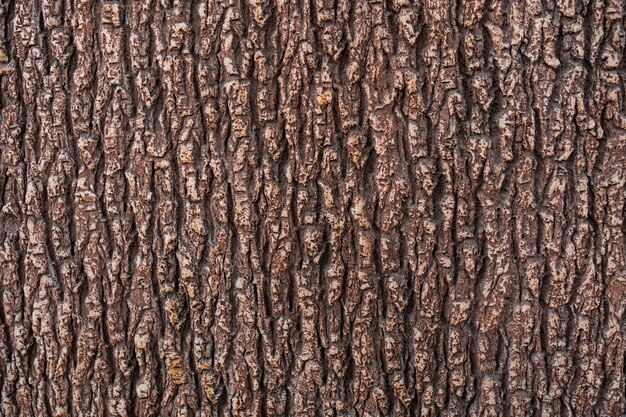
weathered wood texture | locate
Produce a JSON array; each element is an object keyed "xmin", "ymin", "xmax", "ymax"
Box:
[{"xmin": 0, "ymin": 0, "xmax": 625, "ymax": 416}]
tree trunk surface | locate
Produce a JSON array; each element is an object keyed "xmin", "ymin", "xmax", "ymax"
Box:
[{"xmin": 0, "ymin": 0, "xmax": 625, "ymax": 416}]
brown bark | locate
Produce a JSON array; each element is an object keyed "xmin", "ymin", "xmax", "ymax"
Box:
[{"xmin": 0, "ymin": 0, "xmax": 625, "ymax": 416}]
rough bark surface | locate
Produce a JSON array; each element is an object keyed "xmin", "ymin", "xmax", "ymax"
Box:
[{"xmin": 0, "ymin": 0, "xmax": 625, "ymax": 416}]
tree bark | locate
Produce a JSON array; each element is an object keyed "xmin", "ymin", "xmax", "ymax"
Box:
[{"xmin": 0, "ymin": 0, "xmax": 625, "ymax": 416}]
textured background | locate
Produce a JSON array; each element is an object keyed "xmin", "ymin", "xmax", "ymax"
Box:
[{"xmin": 0, "ymin": 0, "xmax": 625, "ymax": 416}]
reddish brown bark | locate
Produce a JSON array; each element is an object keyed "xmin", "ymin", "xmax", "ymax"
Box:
[{"xmin": 0, "ymin": 0, "xmax": 625, "ymax": 416}]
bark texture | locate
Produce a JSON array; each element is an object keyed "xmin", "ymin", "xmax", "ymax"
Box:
[{"xmin": 0, "ymin": 0, "xmax": 625, "ymax": 416}]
